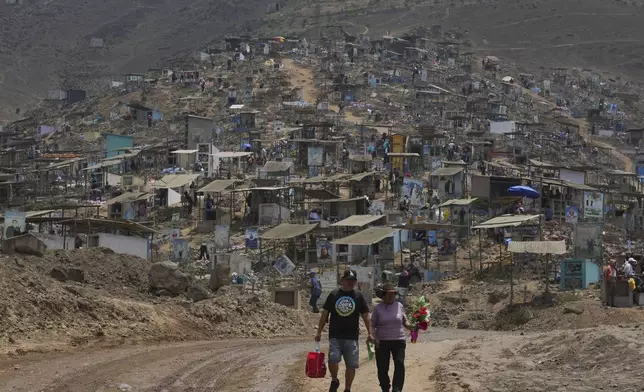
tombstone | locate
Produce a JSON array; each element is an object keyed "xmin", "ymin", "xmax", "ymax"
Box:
[{"xmin": 90, "ymin": 38, "xmax": 104, "ymax": 48}]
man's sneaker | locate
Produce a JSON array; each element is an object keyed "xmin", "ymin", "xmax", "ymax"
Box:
[{"xmin": 328, "ymin": 379, "xmax": 340, "ymax": 392}]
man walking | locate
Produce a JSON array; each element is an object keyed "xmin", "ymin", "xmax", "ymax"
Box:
[
  {"xmin": 310, "ymin": 270, "xmax": 322, "ymax": 313},
  {"xmin": 315, "ymin": 270, "xmax": 374, "ymax": 392}
]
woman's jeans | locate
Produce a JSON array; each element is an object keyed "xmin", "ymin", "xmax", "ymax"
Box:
[{"xmin": 375, "ymin": 340, "xmax": 406, "ymax": 392}]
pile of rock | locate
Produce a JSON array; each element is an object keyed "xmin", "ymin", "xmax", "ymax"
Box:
[
  {"xmin": 148, "ymin": 261, "xmax": 211, "ymax": 302},
  {"xmin": 190, "ymin": 286, "xmax": 312, "ymax": 339}
]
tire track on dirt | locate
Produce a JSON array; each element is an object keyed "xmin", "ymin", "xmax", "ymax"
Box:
[
  {"xmin": 0, "ymin": 338, "xmax": 312, "ymax": 392},
  {"xmin": 146, "ymin": 346, "xmax": 241, "ymax": 392},
  {"xmin": 41, "ymin": 342, "xmax": 239, "ymax": 392}
]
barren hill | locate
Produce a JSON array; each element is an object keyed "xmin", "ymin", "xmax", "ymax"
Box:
[
  {"xmin": 3, "ymin": 0, "xmax": 644, "ymax": 123},
  {"xmin": 318, "ymin": 0, "xmax": 644, "ymax": 76},
  {"xmin": 0, "ymin": 0, "xmax": 276, "ymax": 122}
]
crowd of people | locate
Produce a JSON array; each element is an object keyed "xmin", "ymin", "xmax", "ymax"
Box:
[{"xmin": 604, "ymin": 256, "xmax": 642, "ymax": 306}]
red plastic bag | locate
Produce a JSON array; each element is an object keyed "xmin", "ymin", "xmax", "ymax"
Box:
[{"xmin": 305, "ymin": 344, "xmax": 326, "ymax": 378}]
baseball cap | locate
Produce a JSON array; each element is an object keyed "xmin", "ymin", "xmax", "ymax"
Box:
[{"xmin": 342, "ymin": 270, "xmax": 357, "ymax": 281}]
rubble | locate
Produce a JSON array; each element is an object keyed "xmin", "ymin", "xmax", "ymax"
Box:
[
  {"xmin": 186, "ymin": 285, "xmax": 211, "ymax": 302},
  {"xmin": 0, "ymin": 248, "xmax": 314, "ymax": 349},
  {"xmin": 148, "ymin": 262, "xmax": 191, "ymax": 295}
]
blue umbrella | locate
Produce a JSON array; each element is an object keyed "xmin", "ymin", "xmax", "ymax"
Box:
[{"xmin": 508, "ymin": 185, "xmax": 540, "ymax": 199}]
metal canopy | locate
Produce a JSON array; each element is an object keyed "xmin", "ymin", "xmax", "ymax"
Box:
[
  {"xmin": 331, "ymin": 215, "xmax": 386, "ymax": 227},
  {"xmin": 473, "ymin": 214, "xmax": 540, "ymax": 229},
  {"xmin": 198, "ymin": 179, "xmax": 238, "ymax": 193},
  {"xmin": 332, "ymin": 227, "xmax": 398, "ymax": 246},
  {"xmin": 260, "ymin": 223, "xmax": 319, "ymax": 240}
]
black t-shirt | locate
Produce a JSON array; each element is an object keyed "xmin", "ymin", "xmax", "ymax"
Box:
[{"xmin": 323, "ymin": 288, "xmax": 369, "ymax": 340}]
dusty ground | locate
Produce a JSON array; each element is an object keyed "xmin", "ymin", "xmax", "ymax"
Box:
[
  {"xmin": 0, "ymin": 248, "xmax": 315, "ymax": 354},
  {"xmin": 2, "ymin": 327, "xmax": 641, "ymax": 392},
  {"xmin": 436, "ymin": 326, "xmax": 644, "ymax": 392}
]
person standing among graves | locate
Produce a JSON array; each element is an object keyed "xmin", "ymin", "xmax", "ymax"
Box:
[
  {"xmin": 199, "ymin": 242, "xmax": 209, "ymax": 261},
  {"xmin": 604, "ymin": 260, "xmax": 617, "ymax": 306},
  {"xmin": 371, "ymin": 283, "xmax": 413, "ymax": 392},
  {"xmin": 147, "ymin": 113, "xmax": 152, "ymax": 127},
  {"xmin": 309, "ymin": 270, "xmax": 322, "ymax": 313},
  {"xmin": 315, "ymin": 270, "xmax": 374, "ymax": 392},
  {"xmin": 624, "ymin": 258, "xmax": 636, "ymax": 278}
]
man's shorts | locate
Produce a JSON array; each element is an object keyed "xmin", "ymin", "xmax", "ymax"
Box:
[{"xmin": 328, "ymin": 338, "xmax": 359, "ymax": 369}]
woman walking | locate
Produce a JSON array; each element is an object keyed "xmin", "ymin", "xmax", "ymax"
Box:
[{"xmin": 371, "ymin": 283, "xmax": 414, "ymax": 392}]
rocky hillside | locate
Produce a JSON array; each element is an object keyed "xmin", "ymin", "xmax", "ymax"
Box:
[
  {"xmin": 0, "ymin": 0, "xmax": 278, "ymax": 122},
  {"xmin": 0, "ymin": 248, "xmax": 314, "ymax": 354}
]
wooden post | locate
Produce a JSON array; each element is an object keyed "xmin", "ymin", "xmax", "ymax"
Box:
[
  {"xmin": 545, "ymin": 254, "xmax": 550, "ymax": 292},
  {"xmin": 399, "ymin": 229, "xmax": 403, "ymax": 268},
  {"xmin": 478, "ymin": 229, "xmax": 483, "ymax": 273},
  {"xmin": 510, "ymin": 251, "xmax": 514, "ymax": 305}
]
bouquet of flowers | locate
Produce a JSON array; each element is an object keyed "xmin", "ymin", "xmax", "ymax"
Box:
[{"xmin": 409, "ymin": 295, "xmax": 431, "ymax": 343}]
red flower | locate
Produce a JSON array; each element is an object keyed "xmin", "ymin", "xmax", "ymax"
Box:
[{"xmin": 417, "ymin": 321, "xmax": 428, "ymax": 331}]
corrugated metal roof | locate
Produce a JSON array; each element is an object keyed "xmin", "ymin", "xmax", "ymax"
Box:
[
  {"xmin": 563, "ymin": 181, "xmax": 596, "ymax": 191},
  {"xmin": 331, "ymin": 215, "xmax": 386, "ymax": 227},
  {"xmin": 508, "ymin": 240, "xmax": 567, "ymax": 255},
  {"xmin": 198, "ymin": 179, "xmax": 238, "ymax": 193},
  {"xmin": 289, "ymin": 173, "xmax": 353, "ymax": 184},
  {"xmin": 44, "ymin": 157, "xmax": 84, "ymax": 170},
  {"xmin": 25, "ymin": 210, "xmax": 56, "ymax": 218},
  {"xmin": 333, "ymin": 227, "xmax": 398, "ymax": 246},
  {"xmin": 387, "ymin": 152, "xmax": 420, "ymax": 157},
  {"xmin": 439, "ymin": 198, "xmax": 478, "ymax": 207},
  {"xmin": 260, "ymin": 223, "xmax": 319, "ymax": 240},
  {"xmin": 528, "ymin": 159, "xmax": 556, "ymax": 168},
  {"xmin": 473, "ymin": 214, "xmax": 540, "ymax": 229},
  {"xmin": 151, "ymin": 173, "xmax": 201, "ymax": 189},
  {"xmin": 317, "ymin": 197, "xmax": 366, "ymax": 203},
  {"xmin": 106, "ymin": 191, "xmax": 151, "ymax": 205},
  {"xmin": 304, "ymin": 189, "xmax": 340, "ymax": 200},
  {"xmin": 606, "ymin": 169, "xmax": 635, "ymax": 176},
  {"xmin": 83, "ymin": 159, "xmax": 122, "ymax": 171},
  {"xmin": 59, "ymin": 217, "xmax": 158, "ymax": 234},
  {"xmin": 261, "ymin": 161, "xmax": 292, "ymax": 173},
  {"xmin": 349, "ymin": 171, "xmax": 377, "ymax": 182},
  {"xmin": 213, "ymin": 151, "xmax": 253, "ymax": 158},
  {"xmin": 171, "ymin": 149, "xmax": 198, "ymax": 154},
  {"xmin": 431, "ymin": 167, "xmax": 464, "ymax": 176},
  {"xmin": 542, "ymin": 178, "xmax": 596, "ymax": 191},
  {"xmin": 349, "ymin": 154, "xmax": 373, "ymax": 162}
]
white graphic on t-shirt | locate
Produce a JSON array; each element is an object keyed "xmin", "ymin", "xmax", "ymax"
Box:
[{"xmin": 335, "ymin": 296, "xmax": 356, "ymax": 317}]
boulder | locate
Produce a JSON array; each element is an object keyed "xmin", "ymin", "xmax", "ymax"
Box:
[
  {"xmin": 563, "ymin": 305, "xmax": 584, "ymax": 315},
  {"xmin": 67, "ymin": 268, "xmax": 85, "ymax": 283},
  {"xmin": 186, "ymin": 285, "xmax": 211, "ymax": 302},
  {"xmin": 148, "ymin": 262, "xmax": 189, "ymax": 295},
  {"xmin": 208, "ymin": 264, "xmax": 231, "ymax": 291},
  {"xmin": 456, "ymin": 321, "xmax": 470, "ymax": 329},
  {"xmin": 50, "ymin": 267, "xmax": 68, "ymax": 282}
]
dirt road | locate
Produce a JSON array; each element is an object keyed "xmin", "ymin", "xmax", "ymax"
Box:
[
  {"xmin": 0, "ymin": 329, "xmax": 498, "ymax": 392},
  {"xmin": 0, "ymin": 338, "xmax": 312, "ymax": 392},
  {"xmin": 302, "ymin": 328, "xmax": 498, "ymax": 392},
  {"xmin": 2, "ymin": 326, "xmax": 637, "ymax": 391}
]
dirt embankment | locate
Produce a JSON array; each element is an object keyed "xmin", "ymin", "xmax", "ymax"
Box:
[
  {"xmin": 435, "ymin": 327, "xmax": 644, "ymax": 392},
  {"xmin": 0, "ymin": 248, "xmax": 315, "ymax": 354}
]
